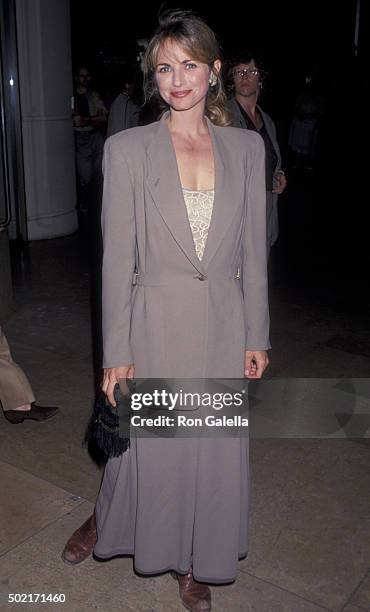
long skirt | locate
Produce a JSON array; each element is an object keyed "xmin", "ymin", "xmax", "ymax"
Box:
[{"xmin": 94, "ymin": 424, "xmax": 250, "ymax": 584}]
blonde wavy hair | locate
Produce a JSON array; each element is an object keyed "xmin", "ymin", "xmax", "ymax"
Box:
[{"xmin": 142, "ymin": 9, "xmax": 231, "ymax": 127}]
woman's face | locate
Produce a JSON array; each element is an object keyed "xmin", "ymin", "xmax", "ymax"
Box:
[
  {"xmin": 154, "ymin": 39, "xmax": 220, "ymax": 113},
  {"xmin": 232, "ymin": 60, "xmax": 260, "ymax": 99}
]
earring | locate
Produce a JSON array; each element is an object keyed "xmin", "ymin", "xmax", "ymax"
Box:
[{"xmin": 209, "ymin": 73, "xmax": 217, "ymax": 87}]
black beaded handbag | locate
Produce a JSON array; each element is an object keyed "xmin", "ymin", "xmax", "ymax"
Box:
[{"xmin": 85, "ymin": 381, "xmax": 134, "ymax": 459}]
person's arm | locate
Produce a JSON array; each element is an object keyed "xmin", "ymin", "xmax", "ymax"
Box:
[
  {"xmin": 89, "ymin": 114, "xmax": 106, "ymax": 128},
  {"xmin": 264, "ymin": 113, "xmax": 287, "ymax": 195},
  {"xmin": 89, "ymin": 93, "xmax": 108, "ymax": 127},
  {"xmin": 101, "ymin": 137, "xmax": 136, "ymax": 402},
  {"xmin": 242, "ymin": 134, "xmax": 270, "ymax": 377}
]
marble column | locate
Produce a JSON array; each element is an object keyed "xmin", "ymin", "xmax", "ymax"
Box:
[{"xmin": 15, "ymin": 0, "xmax": 77, "ymax": 239}]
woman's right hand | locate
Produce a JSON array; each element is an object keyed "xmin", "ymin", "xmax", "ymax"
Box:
[{"xmin": 102, "ymin": 365, "xmax": 135, "ymax": 406}]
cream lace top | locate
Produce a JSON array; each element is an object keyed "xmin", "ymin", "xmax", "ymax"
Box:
[{"xmin": 183, "ymin": 189, "xmax": 214, "ymax": 261}]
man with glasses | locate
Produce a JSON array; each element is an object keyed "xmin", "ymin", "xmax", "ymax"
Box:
[{"xmin": 227, "ymin": 53, "xmax": 287, "ymax": 254}]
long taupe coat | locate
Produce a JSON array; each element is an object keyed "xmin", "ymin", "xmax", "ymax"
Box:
[
  {"xmin": 101, "ymin": 112, "xmax": 270, "ymax": 374},
  {"xmin": 94, "ymin": 111, "xmax": 270, "ymax": 583}
]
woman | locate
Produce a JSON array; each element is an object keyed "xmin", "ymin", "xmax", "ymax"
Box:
[
  {"xmin": 227, "ymin": 53, "xmax": 287, "ymax": 253},
  {"xmin": 62, "ymin": 10, "xmax": 270, "ymax": 611}
]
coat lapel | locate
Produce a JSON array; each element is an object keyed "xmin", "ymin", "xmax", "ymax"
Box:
[
  {"xmin": 200, "ymin": 118, "xmax": 239, "ymax": 268},
  {"xmin": 146, "ymin": 113, "xmax": 205, "ymax": 274},
  {"xmin": 146, "ymin": 112, "xmax": 240, "ymax": 272}
]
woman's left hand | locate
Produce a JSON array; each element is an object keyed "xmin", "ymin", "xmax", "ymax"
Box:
[
  {"xmin": 245, "ymin": 350, "xmax": 269, "ymax": 378},
  {"xmin": 272, "ymin": 172, "xmax": 287, "ymax": 194}
]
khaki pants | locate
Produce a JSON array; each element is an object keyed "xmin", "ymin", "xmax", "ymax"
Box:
[{"xmin": 0, "ymin": 326, "xmax": 35, "ymax": 411}]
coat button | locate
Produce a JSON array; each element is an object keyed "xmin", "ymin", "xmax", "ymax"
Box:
[{"xmin": 195, "ymin": 273, "xmax": 207, "ymax": 281}]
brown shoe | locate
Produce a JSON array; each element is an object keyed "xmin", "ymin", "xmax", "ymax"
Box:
[
  {"xmin": 61, "ymin": 513, "xmax": 97, "ymax": 565},
  {"xmin": 172, "ymin": 568, "xmax": 212, "ymax": 611}
]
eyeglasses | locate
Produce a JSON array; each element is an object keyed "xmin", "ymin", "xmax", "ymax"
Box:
[{"xmin": 232, "ymin": 68, "xmax": 259, "ymax": 79}]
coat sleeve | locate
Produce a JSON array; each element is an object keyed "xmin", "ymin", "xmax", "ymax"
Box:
[
  {"xmin": 263, "ymin": 110, "xmax": 282, "ymax": 175},
  {"xmin": 101, "ymin": 136, "xmax": 136, "ymax": 367},
  {"xmin": 242, "ymin": 134, "xmax": 271, "ymax": 350}
]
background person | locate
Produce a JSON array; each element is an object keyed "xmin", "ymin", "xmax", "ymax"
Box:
[
  {"xmin": 288, "ymin": 74, "xmax": 326, "ymax": 171},
  {"xmin": 107, "ymin": 64, "xmax": 141, "ymax": 137},
  {"xmin": 227, "ymin": 52, "xmax": 287, "ymax": 253},
  {"xmin": 73, "ymin": 65, "xmax": 107, "ymax": 213}
]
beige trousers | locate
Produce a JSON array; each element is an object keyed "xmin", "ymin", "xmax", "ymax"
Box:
[{"xmin": 0, "ymin": 326, "xmax": 35, "ymax": 411}]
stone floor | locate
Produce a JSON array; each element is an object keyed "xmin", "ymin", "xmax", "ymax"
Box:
[{"xmin": 1, "ymin": 168, "xmax": 370, "ymax": 611}]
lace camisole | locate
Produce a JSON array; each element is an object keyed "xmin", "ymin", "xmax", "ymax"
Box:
[{"xmin": 182, "ymin": 189, "xmax": 214, "ymax": 261}]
